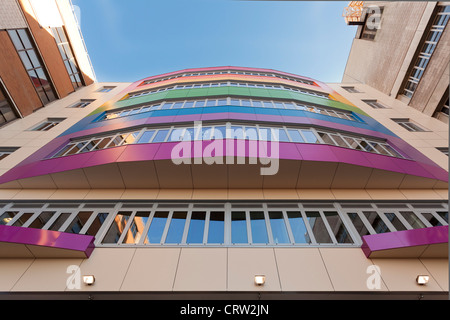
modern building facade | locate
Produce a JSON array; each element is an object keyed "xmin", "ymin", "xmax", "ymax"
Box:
[
  {"xmin": 343, "ymin": 1, "xmax": 450, "ymax": 123},
  {"xmin": 0, "ymin": 66, "xmax": 447, "ymax": 300},
  {"xmin": 0, "ymin": 0, "xmax": 96, "ymax": 126}
]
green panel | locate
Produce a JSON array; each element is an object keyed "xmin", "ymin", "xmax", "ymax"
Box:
[
  {"xmin": 227, "ymin": 86, "xmax": 251, "ymax": 96},
  {"xmin": 206, "ymin": 87, "xmax": 230, "ymax": 96},
  {"xmin": 186, "ymin": 88, "xmax": 209, "ymax": 97}
]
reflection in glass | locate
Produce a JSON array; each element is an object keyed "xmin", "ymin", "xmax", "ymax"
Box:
[
  {"xmin": 207, "ymin": 211, "xmax": 224, "ymax": 244},
  {"xmin": 187, "ymin": 211, "xmax": 206, "ymax": 244},
  {"xmin": 347, "ymin": 212, "xmax": 370, "ymax": 237},
  {"xmin": 0, "ymin": 211, "xmax": 19, "ymax": 225},
  {"xmin": 305, "ymin": 211, "xmax": 332, "ymax": 243},
  {"xmin": 101, "ymin": 211, "xmax": 132, "ymax": 244},
  {"xmin": 12, "ymin": 212, "xmax": 35, "ymax": 227},
  {"xmin": 66, "ymin": 211, "xmax": 94, "ymax": 234},
  {"xmin": 384, "ymin": 212, "xmax": 407, "ymax": 231},
  {"xmin": 421, "ymin": 212, "xmax": 443, "ymax": 226},
  {"xmin": 231, "ymin": 211, "xmax": 247, "ymax": 244},
  {"xmin": 165, "ymin": 212, "xmax": 187, "ymax": 244},
  {"xmin": 399, "ymin": 211, "xmax": 426, "ymax": 229},
  {"xmin": 122, "ymin": 211, "xmax": 151, "ymax": 244},
  {"xmin": 324, "ymin": 211, "xmax": 353, "ymax": 243},
  {"xmin": 27, "ymin": 211, "xmax": 56, "ymax": 229},
  {"xmin": 145, "ymin": 211, "xmax": 169, "ymax": 244},
  {"xmin": 363, "ymin": 211, "xmax": 389, "ymax": 233},
  {"xmin": 269, "ymin": 211, "xmax": 290, "ymax": 244},
  {"xmin": 287, "ymin": 211, "xmax": 310, "ymax": 244},
  {"xmin": 85, "ymin": 212, "xmax": 108, "ymax": 236},
  {"xmin": 250, "ymin": 211, "xmax": 268, "ymax": 244}
]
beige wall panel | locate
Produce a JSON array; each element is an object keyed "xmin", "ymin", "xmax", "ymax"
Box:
[
  {"xmin": 157, "ymin": 189, "xmax": 193, "ymax": 200},
  {"xmin": 332, "ymin": 189, "xmax": 371, "ymax": 200},
  {"xmin": 12, "ymin": 189, "xmax": 56, "ymax": 200},
  {"xmin": 120, "ymin": 189, "xmax": 159, "ymax": 200},
  {"xmin": 75, "ymin": 248, "xmax": 135, "ymax": 292},
  {"xmin": 120, "ymin": 248, "xmax": 180, "ymax": 291},
  {"xmin": 297, "ymin": 189, "xmax": 335, "ymax": 199},
  {"xmin": 399, "ymin": 189, "xmax": 443, "ymax": 200},
  {"xmin": 50, "ymin": 169, "xmax": 91, "ymax": 189},
  {"xmin": 84, "ymin": 189, "xmax": 125, "ymax": 200},
  {"xmin": 365, "ymin": 189, "xmax": 407, "ymax": 200},
  {"xmin": 420, "ymin": 259, "xmax": 449, "ymax": 291},
  {"xmin": 0, "ymin": 243, "xmax": 33, "ymax": 258},
  {"xmin": 173, "ymin": 248, "xmax": 227, "ymax": 291},
  {"xmin": 227, "ymin": 248, "xmax": 281, "ymax": 291},
  {"xmin": 12, "ymin": 258, "xmax": 82, "ymax": 292},
  {"xmin": 228, "ymin": 189, "xmax": 264, "ymax": 200},
  {"xmin": 263, "ymin": 189, "xmax": 299, "ymax": 200},
  {"xmin": 191, "ymin": 189, "xmax": 227, "ymax": 200},
  {"xmin": 274, "ymin": 248, "xmax": 333, "ymax": 291},
  {"xmin": 371, "ymin": 258, "xmax": 444, "ymax": 292},
  {"xmin": 48, "ymin": 188, "xmax": 90, "ymax": 200},
  {"xmin": 0, "ymin": 189, "xmax": 21, "ymax": 199},
  {"xmin": 83, "ymin": 164, "xmax": 125, "ymax": 189},
  {"xmin": 319, "ymin": 248, "xmax": 387, "ymax": 292},
  {"xmin": 433, "ymin": 189, "xmax": 448, "ymax": 200},
  {"xmin": 0, "ymin": 259, "xmax": 34, "ymax": 291}
]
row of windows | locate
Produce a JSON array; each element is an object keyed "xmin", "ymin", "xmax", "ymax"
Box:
[
  {"xmin": 127, "ymin": 81, "xmax": 329, "ymax": 100},
  {"xmin": 8, "ymin": 29, "xmax": 57, "ymax": 104},
  {"xmin": 142, "ymin": 70, "xmax": 315, "ymax": 86},
  {"xmin": 0, "ymin": 202, "xmax": 447, "ymax": 247},
  {"xmin": 103, "ymin": 97, "xmax": 358, "ymax": 122},
  {"xmin": 50, "ymin": 27, "xmax": 83, "ymax": 90},
  {"xmin": 51, "ymin": 122, "xmax": 404, "ymax": 159},
  {"xmin": 402, "ymin": 5, "xmax": 449, "ymax": 98},
  {"xmin": 0, "ymin": 81, "xmax": 19, "ymax": 126}
]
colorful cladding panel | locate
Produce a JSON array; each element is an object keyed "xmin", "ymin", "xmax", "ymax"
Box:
[{"xmin": 0, "ymin": 67, "xmax": 447, "ymax": 188}]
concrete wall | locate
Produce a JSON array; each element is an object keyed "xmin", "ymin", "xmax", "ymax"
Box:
[{"xmin": 0, "ymin": 247, "xmax": 447, "ymax": 294}]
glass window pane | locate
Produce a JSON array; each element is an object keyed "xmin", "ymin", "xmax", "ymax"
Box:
[
  {"xmin": 275, "ymin": 129, "xmax": 290, "ymax": 142},
  {"xmin": 19, "ymin": 51, "xmax": 33, "ymax": 70},
  {"xmin": 101, "ymin": 211, "xmax": 132, "ymax": 244},
  {"xmin": 263, "ymin": 101, "xmax": 273, "ymax": 108},
  {"xmin": 323, "ymin": 211, "xmax": 353, "ymax": 243},
  {"xmin": 0, "ymin": 211, "xmax": 20, "ymax": 225},
  {"xmin": 436, "ymin": 211, "xmax": 448, "ymax": 223},
  {"xmin": 317, "ymin": 132, "xmax": 335, "ymax": 145},
  {"xmin": 212, "ymin": 126, "xmax": 226, "ymax": 139},
  {"xmin": 152, "ymin": 129, "xmax": 170, "ymax": 143},
  {"xmin": 269, "ymin": 211, "xmax": 290, "ymax": 244},
  {"xmin": 250, "ymin": 211, "xmax": 268, "ymax": 244},
  {"xmin": 363, "ymin": 211, "xmax": 390, "ymax": 233},
  {"xmin": 186, "ymin": 211, "xmax": 206, "ymax": 244},
  {"xmin": 137, "ymin": 130, "xmax": 155, "ymax": 144},
  {"xmin": 301, "ymin": 130, "xmax": 319, "ymax": 143},
  {"xmin": 287, "ymin": 129, "xmax": 304, "ymax": 143},
  {"xmin": 47, "ymin": 212, "xmax": 71, "ymax": 231},
  {"xmin": 85, "ymin": 212, "xmax": 109, "ymax": 236},
  {"xmin": 183, "ymin": 101, "xmax": 195, "ymax": 108},
  {"xmin": 165, "ymin": 211, "xmax": 187, "ymax": 244},
  {"xmin": 27, "ymin": 211, "xmax": 56, "ymax": 229},
  {"xmin": 330, "ymin": 134, "xmax": 349, "ymax": 148},
  {"xmin": 172, "ymin": 102, "xmax": 184, "ymax": 109},
  {"xmin": 8, "ymin": 30, "xmax": 24, "ymax": 50},
  {"xmin": 205, "ymin": 100, "xmax": 216, "ymax": 107},
  {"xmin": 122, "ymin": 211, "xmax": 151, "ymax": 244},
  {"xmin": 144, "ymin": 211, "xmax": 169, "ymax": 244},
  {"xmin": 384, "ymin": 212, "xmax": 407, "ymax": 231},
  {"xmin": 347, "ymin": 212, "xmax": 370, "ymax": 237},
  {"xmin": 305, "ymin": 211, "xmax": 332, "ymax": 243},
  {"xmin": 195, "ymin": 100, "xmax": 205, "ymax": 107},
  {"xmin": 252, "ymin": 100, "xmax": 263, "ymax": 108},
  {"xmin": 287, "ymin": 211, "xmax": 310, "ymax": 243},
  {"xmin": 217, "ymin": 99, "xmax": 228, "ymax": 106},
  {"xmin": 17, "ymin": 29, "xmax": 33, "ymax": 49},
  {"xmin": 66, "ymin": 211, "xmax": 95, "ymax": 234},
  {"xmin": 421, "ymin": 212, "xmax": 443, "ymax": 226},
  {"xmin": 12, "ymin": 212, "xmax": 35, "ymax": 227},
  {"xmin": 231, "ymin": 211, "xmax": 247, "ymax": 244},
  {"xmin": 399, "ymin": 211, "xmax": 426, "ymax": 229},
  {"xmin": 241, "ymin": 100, "xmax": 252, "ymax": 107},
  {"xmin": 207, "ymin": 211, "xmax": 224, "ymax": 244}
]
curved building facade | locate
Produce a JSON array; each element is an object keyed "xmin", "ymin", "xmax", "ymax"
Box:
[{"xmin": 0, "ymin": 67, "xmax": 447, "ymax": 299}]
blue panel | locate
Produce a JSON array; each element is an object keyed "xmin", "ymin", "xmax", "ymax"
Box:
[{"xmin": 150, "ymin": 109, "xmax": 180, "ymax": 117}]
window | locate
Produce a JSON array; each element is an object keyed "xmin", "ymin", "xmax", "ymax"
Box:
[
  {"xmin": 50, "ymin": 27, "xmax": 83, "ymax": 90},
  {"xmin": 0, "ymin": 147, "xmax": 19, "ymax": 160},
  {"xmin": 0, "ymin": 81, "xmax": 19, "ymax": 126},
  {"xmin": 52, "ymin": 122, "xmax": 404, "ymax": 159},
  {"xmin": 69, "ymin": 99, "xmax": 95, "ymax": 108},
  {"xmin": 342, "ymin": 86, "xmax": 361, "ymax": 93},
  {"xmin": 363, "ymin": 100, "xmax": 388, "ymax": 109},
  {"xmin": 29, "ymin": 118, "xmax": 64, "ymax": 131},
  {"xmin": 7, "ymin": 29, "xmax": 56, "ymax": 104},
  {"xmin": 97, "ymin": 86, "xmax": 115, "ymax": 93},
  {"xmin": 401, "ymin": 5, "xmax": 450, "ymax": 98},
  {"xmin": 392, "ymin": 118, "xmax": 428, "ymax": 132}
]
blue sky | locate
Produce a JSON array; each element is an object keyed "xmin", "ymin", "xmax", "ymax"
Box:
[{"xmin": 72, "ymin": 0, "xmax": 357, "ymax": 83}]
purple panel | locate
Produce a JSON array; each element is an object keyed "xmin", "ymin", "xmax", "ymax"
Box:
[
  {"xmin": 0, "ymin": 225, "xmax": 95, "ymax": 258},
  {"xmin": 82, "ymin": 146, "xmax": 128, "ymax": 167},
  {"xmin": 116, "ymin": 143, "xmax": 160, "ymax": 162},
  {"xmin": 255, "ymin": 114, "xmax": 284, "ymax": 122},
  {"xmin": 361, "ymin": 152, "xmax": 407, "ymax": 174},
  {"xmin": 280, "ymin": 115, "xmax": 312, "ymax": 126},
  {"xmin": 201, "ymin": 112, "xmax": 229, "ymax": 121},
  {"xmin": 296, "ymin": 144, "xmax": 339, "ymax": 162},
  {"xmin": 154, "ymin": 142, "xmax": 193, "ymax": 160},
  {"xmin": 330, "ymin": 146, "xmax": 373, "ymax": 167},
  {"xmin": 172, "ymin": 114, "xmax": 204, "ymax": 123},
  {"xmin": 145, "ymin": 115, "xmax": 176, "ymax": 124},
  {"xmin": 227, "ymin": 112, "xmax": 257, "ymax": 121},
  {"xmin": 51, "ymin": 151, "xmax": 95, "ymax": 172},
  {"xmin": 361, "ymin": 225, "xmax": 448, "ymax": 258}
]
